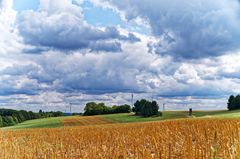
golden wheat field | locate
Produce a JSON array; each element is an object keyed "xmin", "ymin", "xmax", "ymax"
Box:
[{"xmin": 1, "ymin": 118, "xmax": 240, "ymax": 159}]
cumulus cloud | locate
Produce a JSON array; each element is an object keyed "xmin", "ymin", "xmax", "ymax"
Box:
[
  {"xmin": 0, "ymin": 0, "xmax": 13, "ymax": 10},
  {"xmin": 173, "ymin": 64, "xmax": 202, "ymax": 84},
  {"xmin": 2, "ymin": 0, "xmax": 240, "ymax": 111},
  {"xmin": 2, "ymin": 47, "xmax": 239, "ymax": 98},
  {"xmin": 0, "ymin": 0, "xmax": 24, "ymax": 55},
  {"xmin": 99, "ymin": 0, "xmax": 240, "ymax": 59},
  {"xmin": 89, "ymin": 41, "xmax": 122, "ymax": 52},
  {"xmin": 0, "ymin": 75, "xmax": 41, "ymax": 96},
  {"xmin": 17, "ymin": 0, "xmax": 140, "ymax": 52}
]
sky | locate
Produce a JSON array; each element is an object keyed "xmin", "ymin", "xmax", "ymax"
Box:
[{"xmin": 0, "ymin": 0, "xmax": 240, "ymax": 112}]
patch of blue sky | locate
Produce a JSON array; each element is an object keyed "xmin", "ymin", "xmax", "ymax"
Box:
[
  {"xmin": 13, "ymin": 0, "xmax": 150, "ymax": 35},
  {"xmin": 82, "ymin": 1, "xmax": 123, "ymax": 27},
  {"xmin": 13, "ymin": 0, "xmax": 39, "ymax": 11},
  {"xmin": 123, "ymin": 24, "xmax": 151, "ymax": 35},
  {"xmin": 82, "ymin": 1, "xmax": 151, "ymax": 35}
]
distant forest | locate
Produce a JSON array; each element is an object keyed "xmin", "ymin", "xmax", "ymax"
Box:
[
  {"xmin": 84, "ymin": 103, "xmax": 131, "ymax": 116},
  {"xmin": 84, "ymin": 99, "xmax": 161, "ymax": 117},
  {"xmin": 0, "ymin": 109, "xmax": 64, "ymax": 127}
]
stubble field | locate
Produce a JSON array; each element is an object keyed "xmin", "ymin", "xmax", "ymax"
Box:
[{"xmin": 1, "ymin": 117, "xmax": 240, "ymax": 159}]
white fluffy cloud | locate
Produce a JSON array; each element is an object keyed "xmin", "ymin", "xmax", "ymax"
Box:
[
  {"xmin": 2, "ymin": 0, "xmax": 240, "ymax": 111},
  {"xmin": 0, "ymin": 0, "xmax": 24, "ymax": 55},
  {"xmin": 98, "ymin": 0, "xmax": 240, "ymax": 59},
  {"xmin": 17, "ymin": 0, "xmax": 140, "ymax": 52}
]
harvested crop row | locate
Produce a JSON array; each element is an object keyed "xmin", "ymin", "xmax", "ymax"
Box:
[
  {"xmin": 62, "ymin": 116, "xmax": 114, "ymax": 126},
  {"xmin": 1, "ymin": 119, "xmax": 240, "ymax": 158}
]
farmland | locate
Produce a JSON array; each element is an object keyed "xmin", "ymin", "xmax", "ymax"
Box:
[
  {"xmin": 2, "ymin": 116, "xmax": 65, "ymax": 130},
  {"xmin": 1, "ymin": 111, "xmax": 240, "ymax": 158},
  {"xmin": 62, "ymin": 116, "xmax": 113, "ymax": 126},
  {"xmin": 1, "ymin": 118, "xmax": 240, "ymax": 158},
  {"xmin": 3, "ymin": 110, "xmax": 240, "ymax": 130},
  {"xmin": 103, "ymin": 110, "xmax": 240, "ymax": 123}
]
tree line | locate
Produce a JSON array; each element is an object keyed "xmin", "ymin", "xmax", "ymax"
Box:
[
  {"xmin": 84, "ymin": 102, "xmax": 131, "ymax": 115},
  {"xmin": 0, "ymin": 109, "xmax": 64, "ymax": 127},
  {"xmin": 84, "ymin": 99, "xmax": 161, "ymax": 117}
]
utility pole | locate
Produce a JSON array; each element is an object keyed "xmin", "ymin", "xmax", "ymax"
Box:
[
  {"xmin": 69, "ymin": 103, "xmax": 72, "ymax": 114},
  {"xmin": 131, "ymin": 93, "xmax": 134, "ymax": 108},
  {"xmin": 163, "ymin": 103, "xmax": 165, "ymax": 112},
  {"xmin": 65, "ymin": 104, "xmax": 68, "ymax": 113},
  {"xmin": 151, "ymin": 92, "xmax": 154, "ymax": 102}
]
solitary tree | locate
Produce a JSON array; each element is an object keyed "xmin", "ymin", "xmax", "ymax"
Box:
[
  {"xmin": 235, "ymin": 95, "xmax": 240, "ymax": 109},
  {"xmin": 141, "ymin": 102, "xmax": 153, "ymax": 117},
  {"xmin": 227, "ymin": 95, "xmax": 240, "ymax": 110},
  {"xmin": 228, "ymin": 95, "xmax": 235, "ymax": 110},
  {"xmin": 133, "ymin": 99, "xmax": 160, "ymax": 117},
  {"xmin": 133, "ymin": 100, "xmax": 142, "ymax": 115}
]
